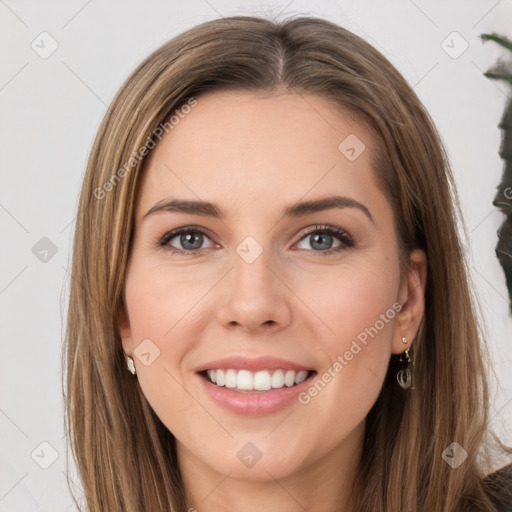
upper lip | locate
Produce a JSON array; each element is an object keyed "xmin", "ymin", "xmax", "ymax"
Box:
[{"xmin": 194, "ymin": 356, "xmax": 314, "ymax": 373}]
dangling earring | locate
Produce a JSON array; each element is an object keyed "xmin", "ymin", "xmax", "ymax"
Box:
[
  {"xmin": 396, "ymin": 336, "xmax": 414, "ymax": 390},
  {"xmin": 125, "ymin": 353, "xmax": 136, "ymax": 375}
]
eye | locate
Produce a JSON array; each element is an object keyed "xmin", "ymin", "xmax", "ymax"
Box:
[
  {"xmin": 156, "ymin": 224, "xmax": 356, "ymax": 255},
  {"xmin": 157, "ymin": 226, "xmax": 216, "ymax": 254},
  {"xmin": 295, "ymin": 224, "xmax": 355, "ymax": 253}
]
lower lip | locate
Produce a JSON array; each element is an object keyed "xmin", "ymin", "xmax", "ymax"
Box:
[{"xmin": 197, "ymin": 372, "xmax": 316, "ymax": 416}]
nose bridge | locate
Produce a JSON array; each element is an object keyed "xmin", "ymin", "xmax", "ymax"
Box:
[
  {"xmin": 216, "ymin": 234, "xmax": 291, "ymax": 331},
  {"xmin": 232, "ymin": 235, "xmax": 277, "ymax": 299}
]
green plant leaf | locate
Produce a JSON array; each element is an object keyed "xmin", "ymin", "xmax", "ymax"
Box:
[
  {"xmin": 483, "ymin": 72, "xmax": 512, "ymax": 84},
  {"xmin": 480, "ymin": 33, "xmax": 512, "ymax": 52}
]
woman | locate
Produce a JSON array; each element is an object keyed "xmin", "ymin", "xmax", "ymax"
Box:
[{"xmin": 63, "ymin": 15, "xmax": 512, "ymax": 511}]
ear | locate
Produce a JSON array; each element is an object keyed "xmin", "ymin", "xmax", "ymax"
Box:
[
  {"xmin": 391, "ymin": 248, "xmax": 427, "ymax": 355},
  {"xmin": 117, "ymin": 298, "xmax": 133, "ymax": 355}
]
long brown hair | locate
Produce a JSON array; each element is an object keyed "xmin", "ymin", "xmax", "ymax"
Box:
[{"xmin": 63, "ymin": 15, "xmax": 512, "ymax": 511}]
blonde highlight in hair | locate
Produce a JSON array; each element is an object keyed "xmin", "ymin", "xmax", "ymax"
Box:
[{"xmin": 63, "ymin": 15, "xmax": 512, "ymax": 511}]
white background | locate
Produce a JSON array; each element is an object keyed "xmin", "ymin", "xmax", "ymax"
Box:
[{"xmin": 1, "ymin": 0, "xmax": 512, "ymax": 510}]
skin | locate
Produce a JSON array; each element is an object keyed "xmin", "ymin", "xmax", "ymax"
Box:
[{"xmin": 118, "ymin": 90, "xmax": 427, "ymax": 512}]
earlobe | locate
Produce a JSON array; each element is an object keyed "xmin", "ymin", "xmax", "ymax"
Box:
[{"xmin": 392, "ymin": 249, "xmax": 427, "ymax": 354}]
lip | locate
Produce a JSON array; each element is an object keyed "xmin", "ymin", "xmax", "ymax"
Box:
[
  {"xmin": 196, "ymin": 370, "xmax": 317, "ymax": 416},
  {"xmin": 193, "ymin": 355, "xmax": 314, "ymax": 373}
]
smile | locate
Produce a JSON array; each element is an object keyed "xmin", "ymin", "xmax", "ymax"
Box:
[{"xmin": 203, "ymin": 368, "xmax": 314, "ymax": 392}]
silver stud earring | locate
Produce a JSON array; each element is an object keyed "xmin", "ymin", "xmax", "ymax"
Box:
[
  {"xmin": 125, "ymin": 354, "xmax": 136, "ymax": 375},
  {"xmin": 401, "ymin": 336, "xmax": 408, "ymax": 344}
]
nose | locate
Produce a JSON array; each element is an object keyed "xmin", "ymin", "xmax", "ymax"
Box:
[{"xmin": 216, "ymin": 246, "xmax": 292, "ymax": 334}]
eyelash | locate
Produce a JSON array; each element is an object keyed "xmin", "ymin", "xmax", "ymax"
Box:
[{"xmin": 155, "ymin": 224, "xmax": 356, "ymax": 256}]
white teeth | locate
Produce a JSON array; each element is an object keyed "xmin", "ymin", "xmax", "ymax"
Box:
[
  {"xmin": 253, "ymin": 370, "xmax": 271, "ymax": 391},
  {"xmin": 205, "ymin": 368, "xmax": 311, "ymax": 391},
  {"xmin": 237, "ymin": 370, "xmax": 253, "ymax": 390},
  {"xmin": 295, "ymin": 370, "xmax": 309, "ymax": 385},
  {"xmin": 271, "ymin": 369, "xmax": 285, "ymax": 388},
  {"xmin": 284, "ymin": 370, "xmax": 295, "ymax": 387},
  {"xmin": 215, "ymin": 369, "xmax": 225, "ymax": 386},
  {"xmin": 225, "ymin": 369, "xmax": 237, "ymax": 388}
]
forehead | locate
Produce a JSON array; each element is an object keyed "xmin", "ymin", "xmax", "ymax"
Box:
[{"xmin": 135, "ymin": 91, "xmax": 386, "ymax": 223}]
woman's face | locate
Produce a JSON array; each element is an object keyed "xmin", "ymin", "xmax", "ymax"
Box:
[{"xmin": 119, "ymin": 91, "xmax": 426, "ymax": 482}]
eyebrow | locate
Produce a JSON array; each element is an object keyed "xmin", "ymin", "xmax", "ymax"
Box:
[{"xmin": 143, "ymin": 195, "xmax": 374, "ymax": 224}]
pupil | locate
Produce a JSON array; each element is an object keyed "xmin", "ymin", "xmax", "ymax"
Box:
[
  {"xmin": 181, "ymin": 232, "xmax": 202, "ymax": 250},
  {"xmin": 311, "ymin": 233, "xmax": 332, "ymax": 250}
]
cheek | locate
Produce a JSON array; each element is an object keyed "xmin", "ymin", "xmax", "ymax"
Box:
[
  {"xmin": 290, "ymin": 253, "xmax": 400, "ymax": 350},
  {"xmin": 124, "ymin": 260, "xmax": 207, "ymax": 340},
  {"xmin": 291, "ymin": 255, "xmax": 400, "ymax": 418},
  {"xmin": 123, "ymin": 268, "xmax": 205, "ymax": 433},
  {"xmin": 122, "ymin": 262, "xmax": 199, "ymax": 409}
]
